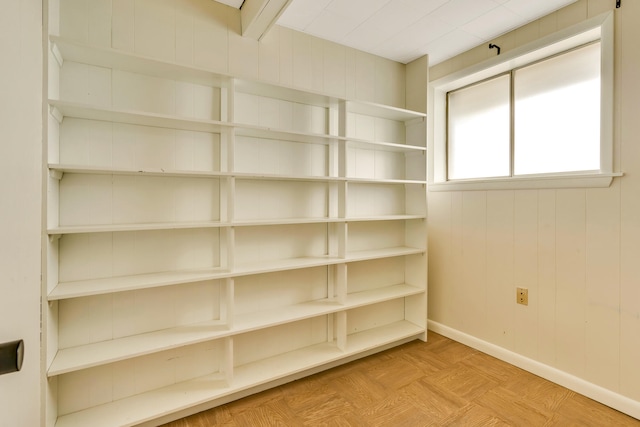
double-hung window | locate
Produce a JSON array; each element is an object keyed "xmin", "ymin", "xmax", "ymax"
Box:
[{"xmin": 429, "ymin": 12, "xmax": 618, "ymax": 190}]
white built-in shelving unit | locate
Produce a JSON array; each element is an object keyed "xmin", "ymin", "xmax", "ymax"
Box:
[{"xmin": 45, "ymin": 31, "xmax": 427, "ymax": 427}]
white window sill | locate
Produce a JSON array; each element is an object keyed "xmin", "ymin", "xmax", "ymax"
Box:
[{"xmin": 428, "ymin": 172, "xmax": 623, "ymax": 192}]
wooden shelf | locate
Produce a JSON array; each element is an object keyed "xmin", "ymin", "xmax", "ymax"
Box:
[
  {"xmin": 47, "ymin": 319, "xmax": 230, "ymax": 376},
  {"xmin": 48, "ymin": 216, "xmax": 424, "ymax": 236},
  {"xmin": 48, "ymin": 221, "xmax": 227, "ymax": 235},
  {"xmin": 48, "ymin": 284, "xmax": 422, "ymax": 377},
  {"xmin": 48, "ymin": 248, "xmax": 423, "ymax": 300},
  {"xmin": 50, "ymin": 36, "xmax": 230, "ymax": 87},
  {"xmin": 345, "ymin": 138, "xmax": 426, "ymax": 152},
  {"xmin": 49, "ymin": 164, "xmax": 343, "ymax": 183},
  {"xmin": 49, "ymin": 164, "xmax": 228, "ymax": 179},
  {"xmin": 49, "ymin": 99, "xmax": 232, "ymax": 133},
  {"xmin": 346, "ymin": 177, "xmax": 427, "ymax": 185},
  {"xmin": 231, "ymin": 172, "xmax": 341, "ymax": 182},
  {"xmin": 48, "ymin": 268, "xmax": 230, "ymax": 301},
  {"xmin": 235, "ymin": 123, "xmax": 342, "ymax": 145},
  {"xmin": 345, "ymin": 320, "xmax": 425, "ymax": 352},
  {"xmin": 50, "ymin": 163, "xmax": 426, "ymax": 185},
  {"xmin": 53, "ymin": 372, "xmax": 232, "ymax": 427},
  {"xmin": 344, "ymin": 215, "xmax": 425, "ymax": 222},
  {"xmin": 47, "ymin": 24, "xmax": 427, "ymax": 427},
  {"xmin": 235, "ymin": 78, "xmax": 338, "ymax": 109},
  {"xmin": 345, "ymin": 246, "xmax": 425, "ymax": 262},
  {"xmin": 347, "ymin": 100, "xmax": 426, "ymax": 122},
  {"xmin": 53, "ymin": 320, "xmax": 422, "ymax": 427}
]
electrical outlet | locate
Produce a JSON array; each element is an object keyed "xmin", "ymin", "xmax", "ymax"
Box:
[{"xmin": 516, "ymin": 287, "xmax": 528, "ymax": 305}]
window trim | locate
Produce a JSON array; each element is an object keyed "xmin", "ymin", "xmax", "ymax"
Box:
[{"xmin": 428, "ymin": 11, "xmax": 619, "ymax": 191}]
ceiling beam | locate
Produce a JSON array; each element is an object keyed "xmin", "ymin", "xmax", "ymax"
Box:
[{"xmin": 241, "ymin": 0, "xmax": 292, "ymax": 40}]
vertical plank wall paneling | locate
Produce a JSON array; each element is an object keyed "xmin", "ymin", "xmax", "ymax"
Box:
[
  {"xmin": 537, "ymin": 190, "xmax": 557, "ymax": 367},
  {"xmin": 428, "ymin": 0, "xmax": 640, "ymax": 406},
  {"xmin": 585, "ymin": 183, "xmax": 621, "ymax": 391},
  {"xmin": 460, "ymin": 192, "xmax": 487, "ymax": 338},
  {"xmin": 618, "ymin": 0, "xmax": 640, "ymax": 402},
  {"xmin": 554, "ymin": 189, "xmax": 587, "ymax": 378},
  {"xmin": 513, "ymin": 190, "xmax": 538, "ymax": 359},
  {"xmin": 485, "ymin": 191, "xmax": 514, "ymax": 350}
]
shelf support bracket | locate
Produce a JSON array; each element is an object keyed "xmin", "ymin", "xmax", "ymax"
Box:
[
  {"xmin": 616, "ymin": 0, "xmax": 621, "ymax": 8},
  {"xmin": 48, "ymin": 234, "xmax": 61, "ymax": 243},
  {"xmin": 50, "ymin": 42, "xmax": 64, "ymax": 67},
  {"xmin": 49, "ymin": 170, "xmax": 63, "ymax": 180},
  {"xmin": 49, "ymin": 105, "xmax": 63, "ymax": 124}
]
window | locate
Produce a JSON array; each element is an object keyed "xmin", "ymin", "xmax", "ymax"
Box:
[{"xmin": 429, "ymin": 12, "xmax": 618, "ymax": 191}]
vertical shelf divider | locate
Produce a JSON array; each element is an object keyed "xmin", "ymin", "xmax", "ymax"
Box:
[
  {"xmin": 336, "ymin": 311, "xmax": 347, "ymax": 351},
  {"xmin": 224, "ymin": 336, "xmax": 234, "ymax": 384}
]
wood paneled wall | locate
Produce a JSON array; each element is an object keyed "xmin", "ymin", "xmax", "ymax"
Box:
[{"xmin": 428, "ymin": 0, "xmax": 640, "ymax": 406}]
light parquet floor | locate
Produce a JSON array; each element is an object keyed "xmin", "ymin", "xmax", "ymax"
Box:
[{"xmin": 161, "ymin": 331, "xmax": 640, "ymax": 426}]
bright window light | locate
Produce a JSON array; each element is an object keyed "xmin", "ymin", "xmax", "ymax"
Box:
[
  {"xmin": 447, "ymin": 74, "xmax": 510, "ymax": 180},
  {"xmin": 514, "ymin": 43, "xmax": 601, "ymax": 175}
]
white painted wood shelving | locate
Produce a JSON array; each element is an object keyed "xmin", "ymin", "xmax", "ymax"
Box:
[{"xmin": 45, "ymin": 35, "xmax": 427, "ymax": 427}]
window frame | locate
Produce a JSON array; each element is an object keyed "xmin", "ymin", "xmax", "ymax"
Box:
[{"xmin": 428, "ymin": 11, "xmax": 618, "ymax": 191}]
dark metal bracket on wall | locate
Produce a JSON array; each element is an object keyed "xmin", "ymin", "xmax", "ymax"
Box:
[
  {"xmin": 617, "ymin": 0, "xmax": 621, "ymax": 8},
  {"xmin": 489, "ymin": 43, "xmax": 501, "ymax": 55}
]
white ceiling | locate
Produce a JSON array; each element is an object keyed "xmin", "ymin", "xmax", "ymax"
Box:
[{"xmin": 215, "ymin": 0, "xmax": 578, "ymax": 65}]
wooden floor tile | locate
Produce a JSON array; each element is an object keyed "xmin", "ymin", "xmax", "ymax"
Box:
[
  {"xmin": 422, "ymin": 365, "xmax": 500, "ymax": 401},
  {"xmin": 361, "ymin": 356, "xmax": 425, "ymax": 390},
  {"xmin": 357, "ymin": 390, "xmax": 434, "ymax": 426},
  {"xmin": 327, "ymin": 371, "xmax": 388, "ymax": 409},
  {"xmin": 440, "ymin": 403, "xmax": 512, "ymax": 427},
  {"xmin": 459, "ymin": 351, "xmax": 523, "ymax": 383},
  {"xmin": 554, "ymin": 393, "xmax": 640, "ymax": 426},
  {"xmin": 401, "ymin": 378, "xmax": 468, "ymax": 421},
  {"xmin": 475, "ymin": 387, "xmax": 550, "ymax": 426},
  {"xmin": 162, "ymin": 332, "xmax": 640, "ymax": 427}
]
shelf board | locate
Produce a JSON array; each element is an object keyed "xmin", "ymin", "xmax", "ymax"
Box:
[
  {"xmin": 232, "ymin": 321, "xmax": 423, "ymax": 396},
  {"xmin": 48, "ymin": 221, "xmax": 227, "ymax": 235},
  {"xmin": 345, "ymin": 320, "xmax": 425, "ymax": 353},
  {"xmin": 54, "ymin": 321, "xmax": 422, "ymax": 427},
  {"xmin": 49, "ymin": 164, "xmax": 229, "ymax": 179},
  {"xmin": 234, "ymin": 283, "xmax": 423, "ymax": 334},
  {"xmin": 49, "ymin": 164, "xmax": 341, "ymax": 183},
  {"xmin": 49, "ymin": 99, "xmax": 232, "ymax": 133},
  {"xmin": 345, "ymin": 138, "xmax": 426, "ymax": 152},
  {"xmin": 236, "ymin": 124, "xmax": 343, "ymax": 145},
  {"xmin": 344, "ymin": 284, "xmax": 424, "ymax": 307},
  {"xmin": 47, "ymin": 319, "xmax": 230, "ymax": 377},
  {"xmin": 345, "ymin": 246, "xmax": 425, "ymax": 262},
  {"xmin": 231, "ymin": 217, "xmax": 344, "ymax": 227},
  {"xmin": 48, "ymin": 268, "xmax": 231, "ymax": 301},
  {"xmin": 346, "ymin": 177, "xmax": 427, "ymax": 185},
  {"xmin": 345, "ymin": 215, "xmax": 426, "ymax": 222},
  {"xmin": 232, "ymin": 172, "xmax": 342, "ymax": 182},
  {"xmin": 232, "ymin": 256, "xmax": 338, "ymax": 276},
  {"xmin": 48, "ymin": 215, "xmax": 424, "ymax": 235},
  {"xmin": 49, "ymin": 247, "xmax": 423, "ymax": 300},
  {"xmin": 48, "ymin": 284, "xmax": 422, "ymax": 377},
  {"xmin": 235, "ymin": 78, "xmax": 338, "ymax": 109},
  {"xmin": 54, "ymin": 372, "xmax": 231, "ymax": 427},
  {"xmin": 347, "ymin": 100, "xmax": 426, "ymax": 121},
  {"xmin": 50, "ymin": 36, "xmax": 230, "ymax": 87},
  {"xmin": 232, "ymin": 215, "xmax": 425, "ymax": 226}
]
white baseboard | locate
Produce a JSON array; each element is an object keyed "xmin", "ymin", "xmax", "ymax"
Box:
[{"xmin": 428, "ymin": 320, "xmax": 640, "ymax": 420}]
